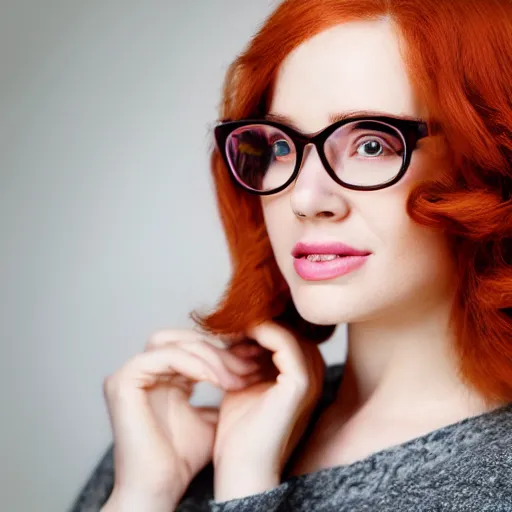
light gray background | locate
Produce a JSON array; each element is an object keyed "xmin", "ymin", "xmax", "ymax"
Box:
[{"xmin": 0, "ymin": 2, "xmax": 347, "ymax": 510}]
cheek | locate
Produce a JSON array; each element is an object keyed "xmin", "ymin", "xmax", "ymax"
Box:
[
  {"xmin": 261, "ymin": 197, "xmax": 299, "ymax": 279},
  {"xmin": 371, "ymin": 189, "xmax": 438, "ymax": 252},
  {"xmin": 361, "ymin": 173, "xmax": 455, "ymax": 285},
  {"xmin": 391, "ymin": 162, "xmax": 453, "ymax": 260},
  {"xmin": 261, "ymin": 196, "xmax": 293, "ymax": 246},
  {"xmin": 370, "ymin": 195, "xmax": 456, "ymax": 301}
]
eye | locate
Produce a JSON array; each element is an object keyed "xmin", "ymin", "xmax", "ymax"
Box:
[
  {"xmin": 356, "ymin": 138, "xmax": 387, "ymax": 157},
  {"xmin": 272, "ymin": 139, "xmax": 292, "ymax": 158}
]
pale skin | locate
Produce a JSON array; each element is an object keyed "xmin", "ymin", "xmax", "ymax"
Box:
[
  {"xmin": 101, "ymin": 17, "xmax": 501, "ymax": 512},
  {"xmin": 262, "ymin": 18, "xmax": 500, "ymax": 476},
  {"xmin": 101, "ymin": 325, "xmax": 325, "ymax": 511}
]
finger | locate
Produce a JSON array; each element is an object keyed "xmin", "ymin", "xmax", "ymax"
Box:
[
  {"xmin": 228, "ymin": 340, "xmax": 267, "ymax": 358},
  {"xmin": 104, "ymin": 346, "xmax": 221, "ymax": 398},
  {"xmin": 145, "ymin": 329, "xmax": 262, "ymax": 384},
  {"xmin": 196, "ymin": 407, "xmax": 220, "ymax": 425},
  {"xmin": 146, "ymin": 329, "xmax": 228, "ymax": 351},
  {"xmin": 245, "ymin": 322, "xmax": 308, "ymax": 387},
  {"xmin": 147, "ymin": 327, "xmax": 266, "ymax": 362},
  {"xmin": 157, "ymin": 373, "xmax": 194, "ymax": 393},
  {"xmin": 146, "ymin": 328, "xmax": 259, "ymax": 371},
  {"xmin": 147, "ymin": 328, "xmax": 261, "ymax": 360}
]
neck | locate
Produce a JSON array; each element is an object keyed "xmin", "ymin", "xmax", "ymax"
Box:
[{"xmin": 334, "ymin": 296, "xmax": 495, "ymax": 427}]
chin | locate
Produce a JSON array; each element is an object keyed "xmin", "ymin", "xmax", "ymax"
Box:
[{"xmin": 290, "ymin": 285, "xmax": 358, "ymax": 325}]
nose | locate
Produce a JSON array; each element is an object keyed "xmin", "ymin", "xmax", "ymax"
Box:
[{"xmin": 290, "ymin": 144, "xmax": 350, "ymax": 221}]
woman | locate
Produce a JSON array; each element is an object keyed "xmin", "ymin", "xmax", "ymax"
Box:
[{"xmin": 72, "ymin": 0, "xmax": 512, "ymax": 510}]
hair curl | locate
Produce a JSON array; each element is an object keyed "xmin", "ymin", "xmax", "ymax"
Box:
[{"xmin": 191, "ymin": 0, "xmax": 512, "ymax": 406}]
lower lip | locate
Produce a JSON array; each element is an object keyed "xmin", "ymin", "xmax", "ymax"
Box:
[{"xmin": 293, "ymin": 255, "xmax": 370, "ymax": 281}]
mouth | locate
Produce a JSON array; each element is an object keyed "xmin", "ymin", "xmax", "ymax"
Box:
[
  {"xmin": 291, "ymin": 241, "xmax": 372, "ymax": 281},
  {"xmin": 291, "ymin": 241, "xmax": 372, "ymax": 259},
  {"xmin": 296, "ymin": 253, "xmax": 361, "ymax": 261}
]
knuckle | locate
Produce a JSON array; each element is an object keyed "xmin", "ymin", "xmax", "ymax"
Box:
[
  {"xmin": 145, "ymin": 329, "xmax": 173, "ymax": 349},
  {"xmin": 103, "ymin": 357, "xmax": 135, "ymax": 397},
  {"xmin": 294, "ymin": 375, "xmax": 310, "ymax": 393},
  {"xmin": 290, "ymin": 369, "xmax": 312, "ymax": 392},
  {"xmin": 102, "ymin": 374, "xmax": 117, "ymax": 397}
]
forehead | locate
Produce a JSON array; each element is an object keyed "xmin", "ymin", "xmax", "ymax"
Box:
[{"xmin": 269, "ymin": 19, "xmax": 424, "ymax": 132}]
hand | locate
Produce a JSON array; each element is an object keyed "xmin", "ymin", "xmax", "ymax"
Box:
[
  {"xmin": 212, "ymin": 321, "xmax": 326, "ymax": 502},
  {"xmin": 101, "ymin": 328, "xmax": 267, "ymax": 511}
]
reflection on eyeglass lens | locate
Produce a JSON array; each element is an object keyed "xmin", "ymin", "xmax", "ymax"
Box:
[{"xmin": 226, "ymin": 121, "xmax": 405, "ymax": 191}]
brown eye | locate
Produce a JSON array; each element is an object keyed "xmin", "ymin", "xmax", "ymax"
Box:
[{"xmin": 356, "ymin": 138, "xmax": 389, "ymax": 157}]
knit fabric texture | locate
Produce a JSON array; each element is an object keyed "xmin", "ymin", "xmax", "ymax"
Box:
[{"xmin": 70, "ymin": 363, "xmax": 512, "ymax": 511}]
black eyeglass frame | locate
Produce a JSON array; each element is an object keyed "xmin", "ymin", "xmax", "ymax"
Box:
[{"xmin": 214, "ymin": 115, "xmax": 430, "ymax": 195}]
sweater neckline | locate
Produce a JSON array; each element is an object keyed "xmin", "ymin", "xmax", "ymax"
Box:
[{"xmin": 282, "ymin": 362, "xmax": 512, "ymax": 487}]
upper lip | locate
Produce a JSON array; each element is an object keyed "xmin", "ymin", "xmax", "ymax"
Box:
[{"xmin": 292, "ymin": 241, "xmax": 372, "ymax": 258}]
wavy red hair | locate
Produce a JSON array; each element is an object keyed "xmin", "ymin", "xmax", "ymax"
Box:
[{"xmin": 191, "ymin": 0, "xmax": 512, "ymax": 405}]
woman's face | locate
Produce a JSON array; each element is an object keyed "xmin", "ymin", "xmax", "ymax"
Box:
[{"xmin": 261, "ymin": 19, "xmax": 457, "ymax": 325}]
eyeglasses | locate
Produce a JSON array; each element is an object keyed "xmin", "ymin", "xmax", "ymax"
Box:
[{"xmin": 214, "ymin": 116, "xmax": 429, "ymax": 195}]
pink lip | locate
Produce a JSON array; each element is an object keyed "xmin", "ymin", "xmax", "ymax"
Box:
[
  {"xmin": 291, "ymin": 242, "xmax": 371, "ymax": 258},
  {"xmin": 292, "ymin": 241, "xmax": 372, "ymax": 281}
]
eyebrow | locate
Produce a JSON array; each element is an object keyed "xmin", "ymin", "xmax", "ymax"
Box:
[{"xmin": 264, "ymin": 110, "xmax": 426, "ymax": 130}]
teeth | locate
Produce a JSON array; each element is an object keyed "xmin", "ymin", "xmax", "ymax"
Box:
[{"xmin": 306, "ymin": 254, "xmax": 340, "ymax": 262}]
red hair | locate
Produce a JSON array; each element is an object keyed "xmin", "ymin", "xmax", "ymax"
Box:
[{"xmin": 191, "ymin": 0, "xmax": 512, "ymax": 405}]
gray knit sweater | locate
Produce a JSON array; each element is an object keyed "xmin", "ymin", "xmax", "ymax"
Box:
[{"xmin": 70, "ymin": 363, "xmax": 512, "ymax": 511}]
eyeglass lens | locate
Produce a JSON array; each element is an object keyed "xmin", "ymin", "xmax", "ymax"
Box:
[{"xmin": 225, "ymin": 120, "xmax": 406, "ymax": 192}]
